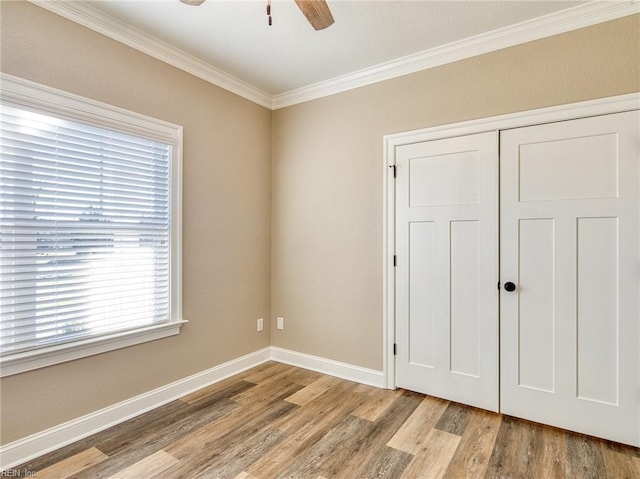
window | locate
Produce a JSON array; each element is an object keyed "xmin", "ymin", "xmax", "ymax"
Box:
[{"xmin": 0, "ymin": 74, "xmax": 183, "ymax": 376}]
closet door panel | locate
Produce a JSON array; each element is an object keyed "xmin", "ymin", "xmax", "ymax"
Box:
[
  {"xmin": 395, "ymin": 131, "xmax": 499, "ymax": 412},
  {"xmin": 500, "ymin": 110, "xmax": 640, "ymax": 446}
]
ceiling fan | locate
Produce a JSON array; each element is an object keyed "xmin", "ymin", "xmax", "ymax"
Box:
[{"xmin": 179, "ymin": 0, "xmax": 335, "ymax": 31}]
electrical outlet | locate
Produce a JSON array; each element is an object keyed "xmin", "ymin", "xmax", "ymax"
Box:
[
  {"xmin": 277, "ymin": 317, "xmax": 284, "ymax": 330},
  {"xmin": 257, "ymin": 318, "xmax": 264, "ymax": 332}
]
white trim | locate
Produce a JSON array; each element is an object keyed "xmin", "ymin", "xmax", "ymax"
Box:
[
  {"xmin": 270, "ymin": 346, "xmax": 384, "ymax": 388},
  {"xmin": 0, "ymin": 321, "xmax": 188, "ymax": 378},
  {"xmin": 0, "ymin": 73, "xmax": 182, "ymax": 143},
  {"xmin": 0, "ymin": 73, "xmax": 185, "ymax": 377},
  {"xmin": 382, "ymin": 137, "xmax": 397, "ymax": 390},
  {"xmin": 272, "ymin": 1, "xmax": 640, "ymax": 108},
  {"xmin": 171, "ymin": 128, "xmax": 184, "ymax": 333},
  {"xmin": 0, "ymin": 347, "xmax": 272, "ymax": 471},
  {"xmin": 381, "ymin": 92, "xmax": 640, "ymax": 389},
  {"xmin": 0, "ymin": 346, "xmax": 384, "ymax": 470},
  {"xmin": 385, "ymin": 93, "xmax": 640, "ymax": 146},
  {"xmin": 27, "ymin": 0, "xmax": 273, "ymax": 109},
  {"xmin": 26, "ymin": 1, "xmax": 639, "ymax": 110}
]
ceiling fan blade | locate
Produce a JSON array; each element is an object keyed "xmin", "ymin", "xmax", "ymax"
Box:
[
  {"xmin": 294, "ymin": 0, "xmax": 334, "ymax": 30},
  {"xmin": 179, "ymin": 0, "xmax": 206, "ymax": 5}
]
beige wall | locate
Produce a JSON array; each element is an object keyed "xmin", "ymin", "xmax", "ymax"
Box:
[
  {"xmin": 271, "ymin": 15, "xmax": 640, "ymax": 370},
  {"xmin": 0, "ymin": 2, "xmax": 272, "ymax": 444},
  {"xmin": 1, "ymin": 0, "xmax": 639, "ymax": 447}
]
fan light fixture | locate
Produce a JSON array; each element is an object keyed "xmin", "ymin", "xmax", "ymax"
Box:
[{"xmin": 178, "ymin": 0, "xmax": 334, "ymax": 30}]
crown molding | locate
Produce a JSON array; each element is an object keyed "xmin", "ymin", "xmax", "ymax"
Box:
[
  {"xmin": 28, "ymin": 0, "xmax": 273, "ymax": 109},
  {"xmin": 29, "ymin": 1, "xmax": 639, "ymax": 111},
  {"xmin": 272, "ymin": 1, "xmax": 640, "ymax": 109}
]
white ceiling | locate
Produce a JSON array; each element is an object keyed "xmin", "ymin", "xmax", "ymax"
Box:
[{"xmin": 36, "ymin": 1, "xmax": 638, "ymax": 107}]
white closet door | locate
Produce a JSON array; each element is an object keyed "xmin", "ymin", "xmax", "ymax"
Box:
[
  {"xmin": 395, "ymin": 131, "xmax": 499, "ymax": 412},
  {"xmin": 500, "ymin": 111, "xmax": 640, "ymax": 446}
]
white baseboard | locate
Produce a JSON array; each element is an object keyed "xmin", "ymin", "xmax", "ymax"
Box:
[
  {"xmin": 0, "ymin": 346, "xmax": 384, "ymax": 471},
  {"xmin": 270, "ymin": 346, "xmax": 385, "ymax": 388}
]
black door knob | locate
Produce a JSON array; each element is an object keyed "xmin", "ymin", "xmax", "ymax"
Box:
[{"xmin": 504, "ymin": 282, "xmax": 517, "ymax": 292}]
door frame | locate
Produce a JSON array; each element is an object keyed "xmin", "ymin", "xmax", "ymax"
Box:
[{"xmin": 382, "ymin": 93, "xmax": 639, "ymax": 389}]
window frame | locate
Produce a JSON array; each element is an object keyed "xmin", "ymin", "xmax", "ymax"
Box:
[{"xmin": 0, "ymin": 73, "xmax": 184, "ymax": 377}]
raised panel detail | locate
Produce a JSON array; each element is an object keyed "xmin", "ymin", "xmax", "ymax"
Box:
[
  {"xmin": 577, "ymin": 217, "xmax": 619, "ymax": 405},
  {"xmin": 519, "ymin": 134, "xmax": 618, "ymax": 202},
  {"xmin": 518, "ymin": 219, "xmax": 555, "ymax": 392},
  {"xmin": 409, "ymin": 221, "xmax": 436, "ymax": 368},
  {"xmin": 450, "ymin": 220, "xmax": 480, "ymax": 377},
  {"xmin": 409, "ymin": 151, "xmax": 479, "ymax": 207}
]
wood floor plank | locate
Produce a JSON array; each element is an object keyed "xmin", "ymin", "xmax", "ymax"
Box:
[
  {"xmin": 388, "ymin": 395, "xmax": 450, "ymax": 454},
  {"xmin": 191, "ymin": 427, "xmax": 286, "ymax": 479},
  {"xmin": 96, "ymin": 380, "xmax": 253, "ymax": 457},
  {"xmin": 16, "ymin": 439, "xmax": 104, "ymax": 474},
  {"xmin": 246, "ymin": 378, "xmax": 386, "ymax": 478},
  {"xmin": 244, "ymin": 363, "xmax": 322, "ymax": 389},
  {"xmin": 180, "ymin": 373, "xmax": 260, "ymax": 404},
  {"xmin": 166, "ymin": 384, "xmax": 300, "ymax": 460},
  {"xmin": 341, "ymin": 390, "xmax": 423, "ymax": 478},
  {"xmin": 96, "ymin": 397, "xmax": 239, "ymax": 457},
  {"xmin": 401, "ymin": 428, "xmax": 461, "ymax": 479},
  {"xmin": 233, "ymin": 472, "xmax": 260, "ymax": 479},
  {"xmin": 530, "ymin": 423, "xmax": 567, "ymax": 479},
  {"xmin": 164, "ymin": 404, "xmax": 293, "ymax": 479},
  {"xmin": 184, "ymin": 380, "xmax": 257, "ymax": 409},
  {"xmin": 565, "ymin": 432, "xmax": 608, "ymax": 479},
  {"xmin": 601, "ymin": 445, "xmax": 640, "ymax": 479},
  {"xmin": 485, "ymin": 416, "xmax": 573, "ymax": 479},
  {"xmin": 434, "ymin": 401, "xmax": 472, "ymax": 436},
  {"xmin": 162, "ymin": 405, "xmax": 254, "ymax": 459},
  {"xmin": 441, "ymin": 408, "xmax": 502, "ymax": 479},
  {"xmin": 83, "ymin": 400, "xmax": 186, "ymax": 446},
  {"xmin": 273, "ymin": 378, "xmax": 361, "ymax": 433},
  {"xmin": 18, "ymin": 400, "xmax": 186, "ymax": 473},
  {"xmin": 351, "ymin": 385, "xmax": 404, "ymax": 422},
  {"xmin": 601, "ymin": 439, "xmax": 640, "ymax": 459},
  {"xmin": 67, "ymin": 398, "xmax": 241, "ymax": 479},
  {"xmin": 246, "ymin": 423, "xmax": 332, "ymax": 478},
  {"xmin": 232, "ymin": 369, "xmax": 313, "ymax": 405},
  {"xmin": 36, "ymin": 447, "xmax": 108, "ymax": 479},
  {"xmin": 240, "ymin": 361, "xmax": 293, "ymax": 384},
  {"xmin": 354, "ymin": 445, "xmax": 414, "ymax": 479},
  {"xmin": 484, "ymin": 415, "xmax": 537, "ymax": 479},
  {"xmin": 309, "ymin": 415, "xmax": 384, "ymax": 479},
  {"xmin": 284, "ymin": 374, "xmax": 341, "ymax": 406},
  {"xmin": 273, "ymin": 414, "xmax": 372, "ymax": 479},
  {"xmin": 280, "ymin": 365, "xmax": 325, "ymax": 386},
  {"xmin": 107, "ymin": 450, "xmax": 178, "ymax": 479},
  {"xmin": 246, "ymin": 394, "xmax": 355, "ymax": 478}
]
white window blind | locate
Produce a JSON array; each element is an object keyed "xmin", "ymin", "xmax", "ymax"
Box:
[{"xmin": 0, "ymin": 104, "xmax": 174, "ymax": 356}]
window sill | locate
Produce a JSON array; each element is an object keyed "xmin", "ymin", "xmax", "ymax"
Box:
[{"xmin": 0, "ymin": 320, "xmax": 188, "ymax": 378}]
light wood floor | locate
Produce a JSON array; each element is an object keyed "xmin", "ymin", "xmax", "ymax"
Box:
[{"xmin": 15, "ymin": 361, "xmax": 640, "ymax": 479}]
